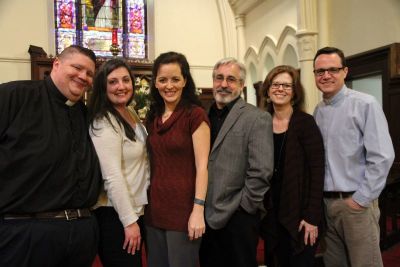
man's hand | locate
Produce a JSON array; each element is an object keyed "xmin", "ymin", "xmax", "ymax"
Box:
[{"xmin": 345, "ymin": 197, "xmax": 366, "ymax": 211}]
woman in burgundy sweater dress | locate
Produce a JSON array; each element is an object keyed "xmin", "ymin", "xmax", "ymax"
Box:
[{"xmin": 145, "ymin": 51, "xmax": 210, "ymax": 267}]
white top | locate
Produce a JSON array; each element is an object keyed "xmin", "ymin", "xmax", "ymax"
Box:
[{"xmin": 90, "ymin": 110, "xmax": 150, "ymax": 227}]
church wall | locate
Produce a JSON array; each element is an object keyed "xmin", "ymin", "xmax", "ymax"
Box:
[
  {"xmin": 153, "ymin": 0, "xmax": 224, "ymax": 88},
  {"xmin": 0, "ymin": 0, "xmax": 224, "ymax": 88},
  {"xmin": 2, "ymin": 0, "xmax": 399, "ymax": 90},
  {"xmin": 241, "ymin": 0, "xmax": 400, "ymax": 108},
  {"xmin": 242, "ymin": 0, "xmax": 298, "ymax": 105},
  {"xmin": 327, "ymin": 0, "xmax": 400, "ymax": 56},
  {"xmin": 0, "ymin": 0, "xmax": 53, "ymax": 83},
  {"xmin": 245, "ymin": 0, "xmax": 297, "ymax": 54}
]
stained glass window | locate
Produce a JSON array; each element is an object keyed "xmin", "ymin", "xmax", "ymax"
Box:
[{"xmin": 55, "ymin": 0, "xmax": 147, "ymax": 59}]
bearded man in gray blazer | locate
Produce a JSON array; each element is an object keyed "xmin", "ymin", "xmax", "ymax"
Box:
[{"xmin": 199, "ymin": 58, "xmax": 273, "ymax": 267}]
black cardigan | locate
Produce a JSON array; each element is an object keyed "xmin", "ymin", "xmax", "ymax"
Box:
[{"xmin": 265, "ymin": 110, "xmax": 325, "ymax": 254}]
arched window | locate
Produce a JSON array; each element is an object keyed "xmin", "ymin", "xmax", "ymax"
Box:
[{"xmin": 54, "ymin": 0, "xmax": 147, "ymax": 59}]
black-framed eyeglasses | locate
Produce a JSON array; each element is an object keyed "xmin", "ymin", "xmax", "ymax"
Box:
[
  {"xmin": 270, "ymin": 83, "xmax": 293, "ymax": 90},
  {"xmin": 213, "ymin": 74, "xmax": 241, "ymax": 85},
  {"xmin": 313, "ymin": 67, "xmax": 345, "ymax": 76}
]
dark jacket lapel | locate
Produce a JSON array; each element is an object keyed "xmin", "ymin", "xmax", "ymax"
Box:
[{"xmin": 210, "ymin": 98, "xmax": 245, "ymax": 154}]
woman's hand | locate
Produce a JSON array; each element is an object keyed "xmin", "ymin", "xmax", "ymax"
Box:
[
  {"xmin": 298, "ymin": 219, "xmax": 318, "ymax": 246},
  {"xmin": 188, "ymin": 205, "xmax": 205, "ymax": 241},
  {"xmin": 123, "ymin": 222, "xmax": 141, "ymax": 254}
]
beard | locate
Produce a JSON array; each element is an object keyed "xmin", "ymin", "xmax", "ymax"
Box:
[{"xmin": 214, "ymin": 87, "xmax": 241, "ymax": 106}]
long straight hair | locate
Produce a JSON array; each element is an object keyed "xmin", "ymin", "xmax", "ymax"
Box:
[{"xmin": 88, "ymin": 59, "xmax": 136, "ymax": 141}]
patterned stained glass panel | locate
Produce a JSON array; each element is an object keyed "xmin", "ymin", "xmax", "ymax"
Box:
[
  {"xmin": 127, "ymin": 0, "xmax": 145, "ymax": 34},
  {"xmin": 56, "ymin": 0, "xmax": 76, "ymax": 29},
  {"xmin": 55, "ymin": 0, "xmax": 77, "ymax": 55},
  {"xmin": 81, "ymin": 0, "xmax": 123, "ymax": 30},
  {"xmin": 56, "ymin": 29, "xmax": 77, "ymax": 54},
  {"xmin": 127, "ymin": 34, "xmax": 145, "ymax": 58},
  {"xmin": 55, "ymin": 0, "xmax": 148, "ymax": 59},
  {"xmin": 126, "ymin": 0, "xmax": 146, "ymax": 58},
  {"xmin": 81, "ymin": 0, "xmax": 123, "ymax": 57},
  {"xmin": 82, "ymin": 30, "xmax": 122, "ymax": 57}
]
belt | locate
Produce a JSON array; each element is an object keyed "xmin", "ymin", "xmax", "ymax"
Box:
[
  {"xmin": 323, "ymin": 191, "xmax": 355, "ymax": 199},
  {"xmin": 1, "ymin": 209, "xmax": 92, "ymax": 221}
]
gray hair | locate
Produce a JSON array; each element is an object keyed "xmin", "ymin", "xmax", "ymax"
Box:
[{"xmin": 212, "ymin": 57, "xmax": 246, "ymax": 82}]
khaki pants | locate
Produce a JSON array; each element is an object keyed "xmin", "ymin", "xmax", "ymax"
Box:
[{"xmin": 322, "ymin": 198, "xmax": 383, "ymax": 267}]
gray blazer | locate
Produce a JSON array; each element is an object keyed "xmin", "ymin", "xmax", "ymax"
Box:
[{"xmin": 205, "ymin": 98, "xmax": 273, "ymax": 229}]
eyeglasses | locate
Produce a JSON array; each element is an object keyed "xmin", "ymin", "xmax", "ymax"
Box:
[
  {"xmin": 270, "ymin": 83, "xmax": 293, "ymax": 90},
  {"xmin": 214, "ymin": 75, "xmax": 241, "ymax": 85},
  {"xmin": 313, "ymin": 67, "xmax": 345, "ymax": 76}
]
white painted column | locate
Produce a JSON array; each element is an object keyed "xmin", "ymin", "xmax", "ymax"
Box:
[
  {"xmin": 296, "ymin": 0, "xmax": 320, "ymax": 113},
  {"xmin": 317, "ymin": 0, "xmax": 330, "ymax": 48},
  {"xmin": 234, "ymin": 14, "xmax": 256, "ymax": 104},
  {"xmin": 235, "ymin": 14, "xmax": 246, "ymax": 62},
  {"xmin": 215, "ymin": 0, "xmax": 237, "ymax": 58}
]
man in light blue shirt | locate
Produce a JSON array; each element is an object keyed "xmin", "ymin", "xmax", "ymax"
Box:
[{"xmin": 313, "ymin": 47, "xmax": 395, "ymax": 267}]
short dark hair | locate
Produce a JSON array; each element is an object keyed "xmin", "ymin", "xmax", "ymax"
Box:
[
  {"xmin": 88, "ymin": 59, "xmax": 137, "ymax": 141},
  {"xmin": 262, "ymin": 65, "xmax": 305, "ymax": 113},
  {"xmin": 313, "ymin": 46, "xmax": 346, "ymax": 67},
  {"xmin": 58, "ymin": 45, "xmax": 96, "ymax": 64},
  {"xmin": 147, "ymin": 51, "xmax": 202, "ymax": 122}
]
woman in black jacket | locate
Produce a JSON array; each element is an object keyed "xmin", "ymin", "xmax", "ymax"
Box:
[{"xmin": 260, "ymin": 65, "xmax": 325, "ymax": 267}]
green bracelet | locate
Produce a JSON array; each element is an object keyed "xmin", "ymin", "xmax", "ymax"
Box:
[{"xmin": 194, "ymin": 198, "xmax": 205, "ymax": 206}]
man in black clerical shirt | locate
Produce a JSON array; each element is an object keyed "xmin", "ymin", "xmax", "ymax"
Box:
[{"xmin": 0, "ymin": 45, "xmax": 102, "ymax": 267}]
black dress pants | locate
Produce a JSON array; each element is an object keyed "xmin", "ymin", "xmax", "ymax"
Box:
[
  {"xmin": 94, "ymin": 207, "xmax": 144, "ymax": 267},
  {"xmin": 0, "ymin": 216, "xmax": 98, "ymax": 267},
  {"xmin": 200, "ymin": 208, "xmax": 260, "ymax": 267},
  {"xmin": 263, "ymin": 223, "xmax": 318, "ymax": 267}
]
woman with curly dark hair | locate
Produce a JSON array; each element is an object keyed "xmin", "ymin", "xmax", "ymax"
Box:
[
  {"xmin": 145, "ymin": 51, "xmax": 210, "ymax": 267},
  {"xmin": 260, "ymin": 65, "xmax": 325, "ymax": 267}
]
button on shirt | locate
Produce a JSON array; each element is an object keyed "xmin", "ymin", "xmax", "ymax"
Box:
[
  {"xmin": 0, "ymin": 77, "xmax": 101, "ymax": 213},
  {"xmin": 314, "ymin": 86, "xmax": 395, "ymax": 207}
]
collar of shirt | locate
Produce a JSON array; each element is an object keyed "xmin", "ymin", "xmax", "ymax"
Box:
[
  {"xmin": 45, "ymin": 77, "xmax": 76, "ymax": 106},
  {"xmin": 209, "ymin": 96, "xmax": 240, "ymax": 118},
  {"xmin": 323, "ymin": 86, "xmax": 346, "ymax": 106},
  {"xmin": 209, "ymin": 96, "xmax": 240, "ymax": 146}
]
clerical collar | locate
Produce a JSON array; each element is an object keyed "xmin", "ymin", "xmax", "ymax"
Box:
[
  {"xmin": 65, "ymin": 100, "xmax": 76, "ymax": 106},
  {"xmin": 45, "ymin": 77, "xmax": 78, "ymax": 107}
]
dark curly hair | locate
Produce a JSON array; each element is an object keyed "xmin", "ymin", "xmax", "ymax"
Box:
[
  {"xmin": 146, "ymin": 51, "xmax": 202, "ymax": 123},
  {"xmin": 88, "ymin": 58, "xmax": 136, "ymax": 141}
]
